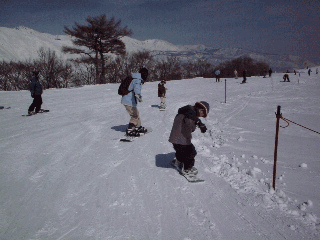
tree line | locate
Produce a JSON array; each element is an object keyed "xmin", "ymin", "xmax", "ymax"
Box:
[{"xmin": 0, "ymin": 14, "xmax": 270, "ymax": 91}]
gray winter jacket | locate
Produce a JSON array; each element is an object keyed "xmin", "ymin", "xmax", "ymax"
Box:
[
  {"xmin": 169, "ymin": 105, "xmax": 198, "ymax": 145},
  {"xmin": 30, "ymin": 77, "xmax": 43, "ymax": 96}
]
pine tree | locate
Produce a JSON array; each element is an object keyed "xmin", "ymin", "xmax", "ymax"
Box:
[{"xmin": 63, "ymin": 14, "xmax": 132, "ymax": 84}]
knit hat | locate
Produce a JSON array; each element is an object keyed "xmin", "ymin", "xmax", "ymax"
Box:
[{"xmin": 195, "ymin": 101, "xmax": 210, "ymax": 118}]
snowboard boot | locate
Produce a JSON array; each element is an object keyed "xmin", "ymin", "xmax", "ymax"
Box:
[
  {"xmin": 174, "ymin": 159, "xmax": 184, "ymax": 170},
  {"xmin": 160, "ymin": 103, "xmax": 166, "ymax": 109},
  {"xmin": 126, "ymin": 124, "xmax": 140, "ymax": 137},
  {"xmin": 183, "ymin": 166, "xmax": 198, "ymax": 176},
  {"xmin": 136, "ymin": 126, "xmax": 147, "ymax": 134}
]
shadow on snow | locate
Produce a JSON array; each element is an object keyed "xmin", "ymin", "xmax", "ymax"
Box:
[
  {"xmin": 111, "ymin": 125, "xmax": 128, "ymax": 133},
  {"xmin": 155, "ymin": 152, "xmax": 175, "ymax": 168}
]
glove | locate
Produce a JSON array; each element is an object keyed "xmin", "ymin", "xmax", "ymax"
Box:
[
  {"xmin": 31, "ymin": 93, "xmax": 35, "ymax": 98},
  {"xmin": 135, "ymin": 94, "xmax": 143, "ymax": 102},
  {"xmin": 196, "ymin": 119, "xmax": 207, "ymax": 133}
]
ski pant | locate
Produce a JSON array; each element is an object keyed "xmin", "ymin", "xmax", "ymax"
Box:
[
  {"xmin": 160, "ymin": 97, "xmax": 166, "ymax": 107},
  {"xmin": 124, "ymin": 104, "xmax": 141, "ymax": 128},
  {"xmin": 28, "ymin": 95, "xmax": 42, "ymax": 112},
  {"xmin": 172, "ymin": 143, "xmax": 197, "ymax": 170}
]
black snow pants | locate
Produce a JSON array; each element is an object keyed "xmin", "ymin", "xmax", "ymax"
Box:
[
  {"xmin": 28, "ymin": 95, "xmax": 42, "ymax": 112},
  {"xmin": 173, "ymin": 143, "xmax": 197, "ymax": 170}
]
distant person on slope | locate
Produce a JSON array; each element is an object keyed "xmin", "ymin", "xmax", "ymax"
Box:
[
  {"xmin": 158, "ymin": 80, "xmax": 167, "ymax": 110},
  {"xmin": 308, "ymin": 69, "xmax": 312, "ymax": 76},
  {"xmin": 242, "ymin": 69, "xmax": 247, "ymax": 83},
  {"xmin": 169, "ymin": 101, "xmax": 209, "ymax": 176},
  {"xmin": 234, "ymin": 69, "xmax": 238, "ymax": 79},
  {"xmin": 28, "ymin": 70, "xmax": 43, "ymax": 115},
  {"xmin": 283, "ymin": 73, "xmax": 290, "ymax": 82},
  {"xmin": 121, "ymin": 67, "xmax": 149, "ymax": 137},
  {"xmin": 268, "ymin": 68, "xmax": 273, "ymax": 77},
  {"xmin": 215, "ymin": 69, "xmax": 221, "ymax": 82}
]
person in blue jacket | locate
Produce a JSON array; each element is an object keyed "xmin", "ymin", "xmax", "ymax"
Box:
[
  {"xmin": 28, "ymin": 70, "xmax": 43, "ymax": 115},
  {"xmin": 215, "ymin": 69, "xmax": 221, "ymax": 82},
  {"xmin": 121, "ymin": 67, "xmax": 148, "ymax": 136}
]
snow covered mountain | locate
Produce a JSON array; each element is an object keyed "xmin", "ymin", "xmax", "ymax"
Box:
[{"xmin": 0, "ymin": 26, "xmax": 316, "ymax": 71}]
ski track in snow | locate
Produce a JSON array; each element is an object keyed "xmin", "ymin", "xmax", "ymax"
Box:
[{"xmin": 0, "ymin": 70, "xmax": 320, "ymax": 239}]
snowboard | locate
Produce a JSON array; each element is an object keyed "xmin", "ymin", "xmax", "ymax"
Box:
[
  {"xmin": 159, "ymin": 108, "xmax": 166, "ymax": 111},
  {"xmin": 170, "ymin": 160, "xmax": 204, "ymax": 183},
  {"xmin": 120, "ymin": 127, "xmax": 152, "ymax": 142},
  {"xmin": 22, "ymin": 109, "xmax": 49, "ymax": 116}
]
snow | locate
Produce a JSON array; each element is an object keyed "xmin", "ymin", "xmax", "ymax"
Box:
[
  {"xmin": 0, "ymin": 26, "xmax": 205, "ymax": 63},
  {"xmin": 1, "ymin": 69, "xmax": 320, "ymax": 239},
  {"xmin": 1, "ymin": 26, "xmax": 316, "ymax": 72}
]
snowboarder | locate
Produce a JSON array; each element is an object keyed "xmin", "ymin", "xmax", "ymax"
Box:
[
  {"xmin": 121, "ymin": 67, "xmax": 149, "ymax": 137},
  {"xmin": 283, "ymin": 73, "xmax": 290, "ymax": 82},
  {"xmin": 269, "ymin": 68, "xmax": 273, "ymax": 77},
  {"xmin": 158, "ymin": 80, "xmax": 167, "ymax": 110},
  {"xmin": 215, "ymin": 69, "xmax": 221, "ymax": 82},
  {"xmin": 242, "ymin": 70, "xmax": 247, "ymax": 83},
  {"xmin": 169, "ymin": 101, "xmax": 210, "ymax": 176},
  {"xmin": 28, "ymin": 70, "xmax": 43, "ymax": 115},
  {"xmin": 263, "ymin": 70, "xmax": 267, "ymax": 78}
]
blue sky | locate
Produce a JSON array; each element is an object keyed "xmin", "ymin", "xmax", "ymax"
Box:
[{"xmin": 1, "ymin": 0, "xmax": 319, "ymax": 61}]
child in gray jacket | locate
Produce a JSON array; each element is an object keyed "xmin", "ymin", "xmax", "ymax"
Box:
[{"xmin": 169, "ymin": 101, "xmax": 209, "ymax": 175}]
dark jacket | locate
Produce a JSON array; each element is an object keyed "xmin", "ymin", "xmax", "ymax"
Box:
[
  {"xmin": 169, "ymin": 105, "xmax": 198, "ymax": 145},
  {"xmin": 158, "ymin": 83, "xmax": 166, "ymax": 97},
  {"xmin": 30, "ymin": 77, "xmax": 43, "ymax": 96}
]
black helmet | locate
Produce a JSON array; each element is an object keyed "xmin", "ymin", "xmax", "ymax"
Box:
[{"xmin": 195, "ymin": 101, "xmax": 210, "ymax": 117}]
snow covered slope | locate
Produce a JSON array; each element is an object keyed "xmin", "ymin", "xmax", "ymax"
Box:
[{"xmin": 0, "ymin": 68, "xmax": 320, "ymax": 239}]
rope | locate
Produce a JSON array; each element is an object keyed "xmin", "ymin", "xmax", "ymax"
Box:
[{"xmin": 280, "ymin": 116, "xmax": 320, "ymax": 135}]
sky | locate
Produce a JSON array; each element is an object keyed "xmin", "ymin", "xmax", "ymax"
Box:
[{"xmin": 1, "ymin": 0, "xmax": 320, "ymax": 62}]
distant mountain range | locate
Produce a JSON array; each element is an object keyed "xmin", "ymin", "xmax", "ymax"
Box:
[{"xmin": 0, "ymin": 26, "xmax": 316, "ymax": 72}]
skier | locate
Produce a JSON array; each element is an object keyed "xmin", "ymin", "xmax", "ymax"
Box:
[
  {"xmin": 121, "ymin": 67, "xmax": 149, "ymax": 137},
  {"xmin": 269, "ymin": 68, "xmax": 273, "ymax": 77},
  {"xmin": 308, "ymin": 69, "xmax": 312, "ymax": 76},
  {"xmin": 234, "ymin": 69, "xmax": 238, "ymax": 79},
  {"xmin": 169, "ymin": 101, "xmax": 210, "ymax": 176},
  {"xmin": 242, "ymin": 69, "xmax": 247, "ymax": 83},
  {"xmin": 215, "ymin": 69, "xmax": 221, "ymax": 82},
  {"xmin": 316, "ymin": 68, "xmax": 319, "ymax": 74},
  {"xmin": 28, "ymin": 70, "xmax": 43, "ymax": 115},
  {"xmin": 158, "ymin": 80, "xmax": 167, "ymax": 110}
]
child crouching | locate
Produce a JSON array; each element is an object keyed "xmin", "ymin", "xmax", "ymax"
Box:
[{"xmin": 169, "ymin": 101, "xmax": 210, "ymax": 175}]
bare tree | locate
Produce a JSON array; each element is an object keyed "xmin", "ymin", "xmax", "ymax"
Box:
[
  {"xmin": 156, "ymin": 56, "xmax": 182, "ymax": 81},
  {"xmin": 63, "ymin": 14, "xmax": 132, "ymax": 84}
]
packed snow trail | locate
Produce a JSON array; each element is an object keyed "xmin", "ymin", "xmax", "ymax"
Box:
[{"xmin": 0, "ymin": 71, "xmax": 319, "ymax": 239}]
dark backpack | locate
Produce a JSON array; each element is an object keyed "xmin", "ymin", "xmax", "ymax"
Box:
[{"xmin": 118, "ymin": 76, "xmax": 133, "ymax": 96}]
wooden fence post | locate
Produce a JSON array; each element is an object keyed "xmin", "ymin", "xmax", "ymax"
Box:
[{"xmin": 273, "ymin": 106, "xmax": 282, "ymax": 190}]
